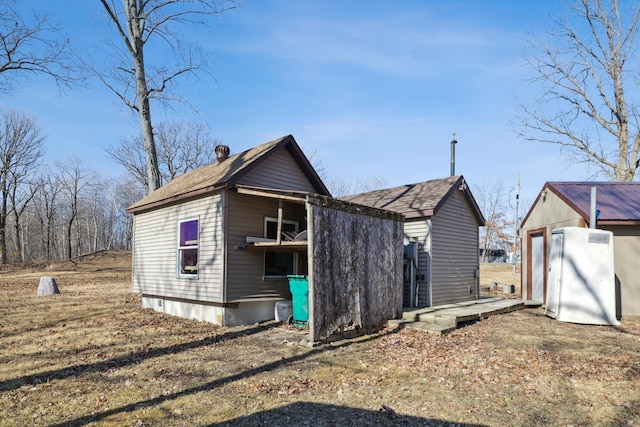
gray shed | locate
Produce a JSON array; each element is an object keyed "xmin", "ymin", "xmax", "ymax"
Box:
[
  {"xmin": 127, "ymin": 135, "xmax": 404, "ymax": 341},
  {"xmin": 341, "ymin": 175, "xmax": 485, "ymax": 307}
]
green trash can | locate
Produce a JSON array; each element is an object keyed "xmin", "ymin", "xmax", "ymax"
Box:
[{"xmin": 287, "ymin": 275, "xmax": 309, "ymax": 327}]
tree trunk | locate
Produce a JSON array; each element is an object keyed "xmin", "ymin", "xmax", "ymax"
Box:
[
  {"xmin": 66, "ymin": 217, "xmax": 73, "ymax": 260},
  {"xmin": 11, "ymin": 210, "xmax": 22, "ymax": 264},
  {"xmin": 0, "ymin": 188, "xmax": 7, "ymax": 265},
  {"xmin": 125, "ymin": 0, "xmax": 161, "ymax": 193}
]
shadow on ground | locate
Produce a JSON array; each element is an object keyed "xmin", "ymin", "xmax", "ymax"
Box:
[{"xmin": 207, "ymin": 402, "xmax": 487, "ymax": 426}]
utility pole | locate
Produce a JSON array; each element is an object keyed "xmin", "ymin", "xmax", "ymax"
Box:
[{"xmin": 512, "ymin": 174, "xmax": 520, "ymax": 273}]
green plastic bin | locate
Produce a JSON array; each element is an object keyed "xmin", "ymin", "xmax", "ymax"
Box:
[{"xmin": 287, "ymin": 275, "xmax": 309, "ymax": 326}]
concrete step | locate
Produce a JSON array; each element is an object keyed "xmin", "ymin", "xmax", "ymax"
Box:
[
  {"xmin": 416, "ymin": 313, "xmax": 457, "ymax": 327},
  {"xmin": 391, "ymin": 298, "xmax": 527, "ymax": 335}
]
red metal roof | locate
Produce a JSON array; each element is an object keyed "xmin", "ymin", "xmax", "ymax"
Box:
[{"xmin": 547, "ymin": 182, "xmax": 640, "ymax": 223}]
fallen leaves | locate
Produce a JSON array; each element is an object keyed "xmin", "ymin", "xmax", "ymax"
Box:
[{"xmin": 0, "ymin": 252, "xmax": 639, "ymax": 426}]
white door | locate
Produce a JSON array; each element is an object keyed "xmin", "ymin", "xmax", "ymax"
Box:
[
  {"xmin": 545, "ymin": 231, "xmax": 564, "ymax": 316},
  {"xmin": 531, "ymin": 233, "xmax": 545, "ymax": 301}
]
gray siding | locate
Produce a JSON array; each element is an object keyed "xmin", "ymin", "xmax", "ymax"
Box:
[
  {"xmin": 430, "ymin": 189, "xmax": 480, "ymax": 305},
  {"xmin": 132, "ymin": 194, "xmax": 224, "ymax": 302},
  {"xmin": 404, "ymin": 218, "xmax": 432, "ymax": 306},
  {"xmin": 237, "ymin": 147, "xmax": 317, "ymax": 192},
  {"xmin": 226, "ymin": 192, "xmax": 307, "ymax": 302}
]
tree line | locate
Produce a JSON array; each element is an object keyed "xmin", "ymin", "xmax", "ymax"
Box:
[{"xmin": 0, "ymin": 108, "xmax": 142, "ymax": 264}]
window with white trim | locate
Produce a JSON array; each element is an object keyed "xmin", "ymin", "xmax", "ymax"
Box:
[
  {"xmin": 178, "ymin": 218, "xmax": 199, "ymax": 277},
  {"xmin": 264, "ymin": 217, "xmax": 298, "ymax": 277}
]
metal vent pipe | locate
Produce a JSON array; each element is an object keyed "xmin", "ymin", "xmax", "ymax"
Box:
[
  {"xmin": 450, "ymin": 133, "xmax": 457, "ymax": 176},
  {"xmin": 590, "ymin": 186, "xmax": 597, "ymax": 228}
]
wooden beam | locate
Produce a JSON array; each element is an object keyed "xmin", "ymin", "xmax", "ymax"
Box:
[
  {"xmin": 245, "ymin": 241, "xmax": 308, "ymax": 253},
  {"xmin": 235, "ymin": 186, "xmax": 307, "ymax": 202},
  {"xmin": 277, "ymin": 199, "xmax": 283, "ymax": 244}
]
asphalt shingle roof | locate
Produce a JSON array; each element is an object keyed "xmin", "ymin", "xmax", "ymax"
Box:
[
  {"xmin": 127, "ymin": 135, "xmax": 328, "ymax": 213},
  {"xmin": 340, "ymin": 175, "xmax": 484, "ymax": 224}
]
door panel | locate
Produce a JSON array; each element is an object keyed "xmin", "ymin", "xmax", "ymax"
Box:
[{"xmin": 531, "ymin": 233, "xmax": 545, "ymax": 301}]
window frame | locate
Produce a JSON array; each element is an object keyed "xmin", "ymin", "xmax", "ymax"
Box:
[
  {"xmin": 177, "ymin": 217, "xmax": 199, "ymax": 279},
  {"xmin": 263, "ymin": 216, "xmax": 298, "ymax": 279}
]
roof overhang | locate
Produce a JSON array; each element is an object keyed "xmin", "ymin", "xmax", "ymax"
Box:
[{"xmin": 126, "ymin": 183, "xmax": 228, "ymax": 214}]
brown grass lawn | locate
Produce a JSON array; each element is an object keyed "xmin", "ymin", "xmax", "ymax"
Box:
[
  {"xmin": 0, "ymin": 252, "xmax": 638, "ymax": 426},
  {"xmin": 479, "ymin": 262, "xmax": 522, "ymax": 299}
]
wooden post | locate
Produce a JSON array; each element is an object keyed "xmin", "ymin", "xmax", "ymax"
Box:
[
  {"xmin": 306, "ymin": 199, "xmax": 315, "ymax": 342},
  {"xmin": 276, "ymin": 199, "xmax": 283, "ymax": 244}
]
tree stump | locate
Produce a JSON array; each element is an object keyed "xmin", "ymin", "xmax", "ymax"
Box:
[{"xmin": 37, "ymin": 276, "xmax": 60, "ymax": 296}]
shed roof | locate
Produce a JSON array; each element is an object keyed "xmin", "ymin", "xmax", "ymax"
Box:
[
  {"xmin": 340, "ymin": 175, "xmax": 485, "ymax": 224},
  {"xmin": 127, "ymin": 135, "xmax": 330, "ymax": 214},
  {"xmin": 542, "ymin": 181, "xmax": 640, "ymax": 225}
]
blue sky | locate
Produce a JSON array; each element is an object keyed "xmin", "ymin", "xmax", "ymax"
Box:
[{"xmin": 5, "ymin": 0, "xmax": 587, "ymax": 209}]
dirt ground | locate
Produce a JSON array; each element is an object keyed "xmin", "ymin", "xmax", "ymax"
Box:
[{"xmin": 0, "ymin": 252, "xmax": 638, "ymax": 426}]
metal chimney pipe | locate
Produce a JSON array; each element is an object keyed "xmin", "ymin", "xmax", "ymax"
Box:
[
  {"xmin": 590, "ymin": 186, "xmax": 597, "ymax": 228},
  {"xmin": 450, "ymin": 133, "xmax": 457, "ymax": 176}
]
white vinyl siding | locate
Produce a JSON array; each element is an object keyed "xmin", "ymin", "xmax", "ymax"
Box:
[
  {"xmin": 132, "ymin": 193, "xmax": 224, "ymax": 302},
  {"xmin": 237, "ymin": 148, "xmax": 317, "ymax": 192},
  {"xmin": 430, "ymin": 189, "xmax": 480, "ymax": 305},
  {"xmin": 404, "ymin": 218, "xmax": 432, "ymax": 306}
]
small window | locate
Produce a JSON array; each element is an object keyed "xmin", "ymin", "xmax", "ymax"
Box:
[
  {"xmin": 264, "ymin": 217, "xmax": 297, "ymax": 278},
  {"xmin": 178, "ymin": 218, "xmax": 199, "ymax": 277}
]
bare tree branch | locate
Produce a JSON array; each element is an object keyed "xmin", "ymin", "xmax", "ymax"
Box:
[
  {"xmin": 0, "ymin": 108, "xmax": 44, "ymax": 264},
  {"xmin": 106, "ymin": 119, "xmax": 219, "ymax": 186},
  {"xmin": 0, "ymin": 3, "xmax": 79, "ymax": 95},
  {"xmin": 515, "ymin": 0, "xmax": 640, "ymax": 181},
  {"xmin": 95, "ymin": 0, "xmax": 238, "ymax": 193}
]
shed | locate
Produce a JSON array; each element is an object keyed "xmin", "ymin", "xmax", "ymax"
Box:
[
  {"xmin": 520, "ymin": 181, "xmax": 640, "ymax": 317},
  {"xmin": 126, "ymin": 135, "xmax": 404, "ymax": 341},
  {"xmin": 341, "ymin": 176, "xmax": 485, "ymax": 307}
]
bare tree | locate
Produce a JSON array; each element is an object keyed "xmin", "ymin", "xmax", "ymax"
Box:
[
  {"xmin": 327, "ymin": 174, "xmax": 388, "ymax": 198},
  {"xmin": 111, "ymin": 177, "xmax": 144, "ymax": 250},
  {"xmin": 106, "ymin": 119, "xmax": 219, "ymax": 187},
  {"xmin": 56, "ymin": 157, "xmax": 92, "ymax": 260},
  {"xmin": 31, "ymin": 168, "xmax": 61, "ymax": 262},
  {"xmin": 475, "ymin": 181, "xmax": 513, "ymax": 263},
  {"xmin": 105, "ymin": 136, "xmax": 147, "ymax": 188},
  {"xmin": 156, "ymin": 120, "xmax": 219, "ymax": 181},
  {"xmin": 8, "ymin": 175, "xmax": 39, "ymax": 263},
  {"xmin": 517, "ymin": 0, "xmax": 640, "ymax": 181},
  {"xmin": 96, "ymin": 0, "xmax": 237, "ymax": 193},
  {"xmin": 0, "ymin": 109, "xmax": 44, "ymax": 264},
  {"xmin": 0, "ymin": 1, "xmax": 77, "ymax": 95}
]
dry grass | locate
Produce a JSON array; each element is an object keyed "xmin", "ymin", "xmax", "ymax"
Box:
[
  {"xmin": 0, "ymin": 252, "xmax": 638, "ymax": 426},
  {"xmin": 480, "ymin": 262, "xmax": 522, "ymax": 298}
]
